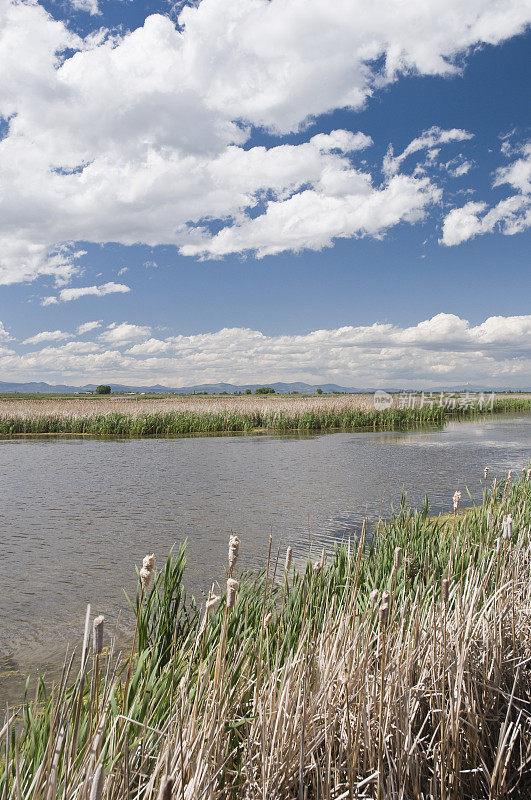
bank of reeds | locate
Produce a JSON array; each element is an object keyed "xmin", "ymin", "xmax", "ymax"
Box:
[
  {"xmin": 1, "ymin": 471, "xmax": 531, "ymax": 798},
  {"xmin": 0, "ymin": 394, "xmax": 529, "ymax": 435}
]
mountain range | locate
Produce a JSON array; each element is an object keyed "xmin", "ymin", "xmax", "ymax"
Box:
[{"xmin": 0, "ymin": 381, "xmax": 527, "ymax": 394}]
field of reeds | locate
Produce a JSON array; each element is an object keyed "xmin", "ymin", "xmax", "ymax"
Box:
[
  {"xmin": 2, "ymin": 470, "xmax": 531, "ymax": 799},
  {"xmin": 0, "ymin": 393, "xmax": 529, "ymax": 435}
]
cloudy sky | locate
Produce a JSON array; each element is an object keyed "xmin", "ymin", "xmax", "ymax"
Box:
[{"xmin": 0, "ymin": 0, "xmax": 530, "ymax": 388}]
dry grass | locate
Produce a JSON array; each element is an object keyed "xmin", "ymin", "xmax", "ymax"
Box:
[
  {"xmin": 2, "ymin": 472, "xmax": 531, "ymax": 798},
  {"xmin": 0, "ymin": 393, "xmax": 378, "ymax": 420},
  {"xmin": 0, "ymin": 393, "xmax": 529, "ymax": 435}
]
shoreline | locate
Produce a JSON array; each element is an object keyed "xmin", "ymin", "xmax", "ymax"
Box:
[
  {"xmin": 2, "ymin": 471, "xmax": 530, "ymax": 798},
  {"xmin": 0, "ymin": 397, "xmax": 529, "ymax": 437}
]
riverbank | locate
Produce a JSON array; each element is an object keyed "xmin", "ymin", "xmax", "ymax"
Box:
[
  {"xmin": 0, "ymin": 393, "xmax": 529, "ymax": 435},
  {"xmin": 2, "ymin": 470, "xmax": 530, "ymax": 799}
]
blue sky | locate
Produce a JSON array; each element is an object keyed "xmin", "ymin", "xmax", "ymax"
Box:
[{"xmin": 0, "ymin": 0, "xmax": 529, "ymax": 387}]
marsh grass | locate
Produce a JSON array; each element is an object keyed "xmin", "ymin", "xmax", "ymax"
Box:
[
  {"xmin": 0, "ymin": 394, "xmax": 529, "ymax": 436},
  {"xmin": 1, "ymin": 473, "xmax": 531, "ymax": 798}
]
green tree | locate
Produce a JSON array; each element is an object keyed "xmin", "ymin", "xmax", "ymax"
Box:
[
  {"xmin": 96, "ymin": 384, "xmax": 111, "ymax": 395},
  {"xmin": 316, "ymin": 388, "xmax": 323, "ymax": 395},
  {"xmin": 255, "ymin": 387, "xmax": 275, "ymax": 395},
  {"xmin": 245, "ymin": 388, "xmax": 252, "ymax": 395}
]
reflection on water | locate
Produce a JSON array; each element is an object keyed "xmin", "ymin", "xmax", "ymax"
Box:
[{"xmin": 0, "ymin": 414, "xmax": 529, "ymax": 700}]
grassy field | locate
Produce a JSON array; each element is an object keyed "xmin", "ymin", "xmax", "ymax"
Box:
[
  {"xmin": 0, "ymin": 393, "xmax": 529, "ymax": 435},
  {"xmin": 1, "ymin": 471, "xmax": 530, "ymax": 799}
]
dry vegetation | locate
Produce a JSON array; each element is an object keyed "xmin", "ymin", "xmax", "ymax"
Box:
[
  {"xmin": 2, "ymin": 471, "xmax": 531, "ymax": 799},
  {"xmin": 0, "ymin": 393, "xmax": 529, "ymax": 435}
]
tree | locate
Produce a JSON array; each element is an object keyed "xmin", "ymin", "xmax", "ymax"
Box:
[
  {"xmin": 245, "ymin": 388, "xmax": 252, "ymax": 394},
  {"xmin": 255, "ymin": 387, "xmax": 275, "ymax": 395},
  {"xmin": 96, "ymin": 385, "xmax": 111, "ymax": 394},
  {"xmin": 316, "ymin": 388, "xmax": 323, "ymax": 395}
]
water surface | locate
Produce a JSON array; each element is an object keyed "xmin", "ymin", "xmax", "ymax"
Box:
[{"xmin": 1, "ymin": 414, "xmax": 529, "ymax": 699}]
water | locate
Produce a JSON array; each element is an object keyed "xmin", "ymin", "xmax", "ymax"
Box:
[{"xmin": 0, "ymin": 414, "xmax": 529, "ymax": 700}]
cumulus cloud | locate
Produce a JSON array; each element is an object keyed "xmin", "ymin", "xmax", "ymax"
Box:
[
  {"xmin": 23, "ymin": 329, "xmax": 70, "ymax": 345},
  {"xmin": 1, "ymin": 313, "xmax": 529, "ymax": 388},
  {"xmin": 42, "ymin": 282, "xmax": 131, "ymax": 305},
  {"xmin": 77, "ymin": 320, "xmax": 103, "ymax": 334},
  {"xmin": 0, "ymin": 320, "xmax": 12, "ymax": 341},
  {"xmin": 99, "ymin": 322, "xmax": 152, "ymax": 346},
  {"xmin": 0, "ymin": 1, "xmax": 529, "ymax": 284},
  {"xmin": 441, "ymin": 142, "xmax": 531, "ymax": 245},
  {"xmin": 69, "ymin": 0, "xmax": 100, "ymax": 14}
]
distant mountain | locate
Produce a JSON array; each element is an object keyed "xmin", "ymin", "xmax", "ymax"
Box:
[
  {"xmin": 0, "ymin": 380, "xmax": 361, "ymax": 394},
  {"xmin": 0, "ymin": 380, "xmax": 528, "ymax": 395}
]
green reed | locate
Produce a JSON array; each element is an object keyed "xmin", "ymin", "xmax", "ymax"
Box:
[{"xmin": 1, "ymin": 470, "xmax": 530, "ymax": 798}]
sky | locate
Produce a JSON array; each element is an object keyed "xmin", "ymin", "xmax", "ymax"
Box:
[{"xmin": 0, "ymin": 0, "xmax": 530, "ymax": 388}]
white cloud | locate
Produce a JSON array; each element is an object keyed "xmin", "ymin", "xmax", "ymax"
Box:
[
  {"xmin": 0, "ymin": 1, "xmax": 529, "ymax": 283},
  {"xmin": 182, "ymin": 174, "xmax": 440, "ymax": 258},
  {"xmin": 1, "ymin": 313, "xmax": 529, "ymax": 388},
  {"xmin": 0, "ymin": 320, "xmax": 12, "ymax": 341},
  {"xmin": 441, "ymin": 142, "xmax": 531, "ymax": 245},
  {"xmin": 69, "ymin": 0, "xmax": 100, "ymax": 14},
  {"xmin": 443, "ymin": 157, "xmax": 474, "ymax": 178},
  {"xmin": 99, "ymin": 322, "xmax": 152, "ymax": 346},
  {"xmin": 383, "ymin": 127, "xmax": 474, "ymax": 177},
  {"xmin": 77, "ymin": 320, "xmax": 103, "ymax": 334},
  {"xmin": 23, "ymin": 329, "xmax": 70, "ymax": 345},
  {"xmin": 42, "ymin": 282, "xmax": 131, "ymax": 305}
]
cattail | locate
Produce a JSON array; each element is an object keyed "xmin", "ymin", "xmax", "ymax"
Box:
[
  {"xmin": 507, "ymin": 470, "xmax": 513, "ymax": 481},
  {"xmin": 441, "ymin": 579, "xmax": 449, "ymax": 604},
  {"xmin": 228, "ymin": 535, "xmax": 240, "ymax": 573},
  {"xmin": 320, "ymin": 547, "xmax": 326, "ymax": 568},
  {"xmin": 263, "ymin": 612, "xmax": 272, "ymax": 628},
  {"xmin": 226, "ymin": 577, "xmax": 239, "ymax": 610},
  {"xmin": 484, "ymin": 467, "xmax": 489, "ymax": 480},
  {"xmin": 453, "ymin": 490, "xmax": 462, "ymax": 511},
  {"xmin": 89, "ymin": 764, "xmax": 104, "ymax": 800},
  {"xmin": 393, "ymin": 547, "xmax": 402, "ymax": 571},
  {"xmin": 502, "ymin": 514, "xmax": 513, "ymax": 541},
  {"xmin": 284, "ymin": 546, "xmax": 293, "ymax": 573},
  {"xmin": 139, "ymin": 553, "xmax": 155, "ymax": 590},
  {"xmin": 370, "ymin": 589, "xmax": 379, "ymax": 606},
  {"xmin": 92, "ymin": 615, "xmax": 104, "ymax": 655},
  {"xmin": 527, "ymin": 468, "xmax": 531, "ymax": 481},
  {"xmin": 313, "ymin": 559, "xmax": 322, "ymax": 573},
  {"xmin": 379, "ymin": 600, "xmax": 389, "ymax": 626},
  {"xmin": 157, "ymin": 775, "xmax": 174, "ymax": 800}
]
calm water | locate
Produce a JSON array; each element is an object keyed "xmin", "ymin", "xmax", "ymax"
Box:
[{"xmin": 0, "ymin": 414, "xmax": 529, "ymax": 699}]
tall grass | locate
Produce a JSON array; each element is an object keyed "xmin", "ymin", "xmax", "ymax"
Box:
[
  {"xmin": 1, "ymin": 471, "xmax": 531, "ymax": 798},
  {"xmin": 0, "ymin": 394, "xmax": 529, "ymax": 435}
]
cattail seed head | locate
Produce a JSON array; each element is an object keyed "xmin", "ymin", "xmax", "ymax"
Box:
[
  {"xmin": 92, "ymin": 615, "xmax": 104, "ymax": 655},
  {"xmin": 369, "ymin": 589, "xmax": 379, "ymax": 606},
  {"xmin": 320, "ymin": 548, "xmax": 326, "ymax": 568},
  {"xmin": 393, "ymin": 547, "xmax": 402, "ymax": 571},
  {"xmin": 507, "ymin": 470, "xmax": 513, "ymax": 482},
  {"xmin": 228, "ymin": 535, "xmax": 240, "ymax": 573},
  {"xmin": 284, "ymin": 546, "xmax": 293, "ymax": 573},
  {"xmin": 441, "ymin": 579, "xmax": 449, "ymax": 604},
  {"xmin": 142, "ymin": 554, "xmax": 155, "ymax": 571},
  {"xmin": 226, "ymin": 577, "xmax": 239, "ymax": 610},
  {"xmin": 502, "ymin": 514, "xmax": 513, "ymax": 541},
  {"xmin": 157, "ymin": 775, "xmax": 174, "ymax": 800},
  {"xmin": 139, "ymin": 554, "xmax": 155, "ymax": 591},
  {"xmin": 263, "ymin": 612, "xmax": 272, "ymax": 628},
  {"xmin": 453, "ymin": 490, "xmax": 461, "ymax": 511},
  {"xmin": 379, "ymin": 601, "xmax": 389, "ymax": 627},
  {"xmin": 484, "ymin": 467, "xmax": 489, "ymax": 480}
]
